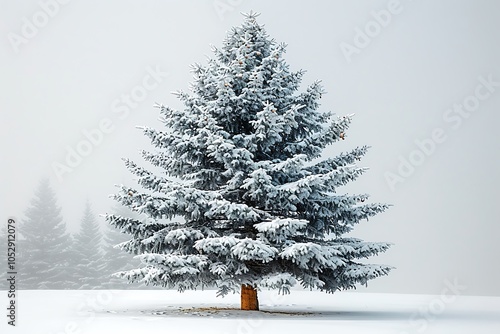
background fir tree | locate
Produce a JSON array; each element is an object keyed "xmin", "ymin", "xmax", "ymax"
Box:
[
  {"xmin": 106, "ymin": 12, "xmax": 392, "ymax": 310},
  {"xmin": 73, "ymin": 201, "xmax": 104, "ymax": 289},
  {"xmin": 19, "ymin": 179, "xmax": 74, "ymax": 289}
]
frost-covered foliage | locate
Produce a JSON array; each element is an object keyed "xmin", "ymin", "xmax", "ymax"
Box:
[
  {"xmin": 101, "ymin": 204, "xmax": 144, "ymax": 289},
  {"xmin": 105, "ymin": 12, "xmax": 392, "ymax": 296}
]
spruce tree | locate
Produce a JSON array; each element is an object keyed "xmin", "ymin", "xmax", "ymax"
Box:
[
  {"xmin": 73, "ymin": 201, "xmax": 104, "ymax": 289},
  {"xmin": 106, "ymin": 12, "xmax": 392, "ymax": 310},
  {"xmin": 19, "ymin": 179, "xmax": 74, "ymax": 289}
]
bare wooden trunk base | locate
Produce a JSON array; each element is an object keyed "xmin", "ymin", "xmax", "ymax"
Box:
[{"xmin": 241, "ymin": 284, "xmax": 259, "ymax": 311}]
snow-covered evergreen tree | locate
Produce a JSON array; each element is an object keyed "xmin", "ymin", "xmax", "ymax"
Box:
[
  {"xmin": 19, "ymin": 179, "xmax": 74, "ymax": 289},
  {"xmin": 106, "ymin": 12, "xmax": 392, "ymax": 310},
  {"xmin": 73, "ymin": 201, "xmax": 104, "ymax": 289}
]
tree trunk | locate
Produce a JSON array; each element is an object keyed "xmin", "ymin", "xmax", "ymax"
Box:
[{"xmin": 241, "ymin": 284, "xmax": 259, "ymax": 311}]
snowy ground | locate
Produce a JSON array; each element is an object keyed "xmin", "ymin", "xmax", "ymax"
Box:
[{"xmin": 1, "ymin": 290, "xmax": 499, "ymax": 334}]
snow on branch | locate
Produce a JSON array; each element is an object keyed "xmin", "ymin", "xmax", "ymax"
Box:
[
  {"xmin": 231, "ymin": 238, "xmax": 278, "ymax": 263},
  {"xmin": 254, "ymin": 218, "xmax": 308, "ymax": 243},
  {"xmin": 260, "ymin": 273, "xmax": 297, "ymax": 294}
]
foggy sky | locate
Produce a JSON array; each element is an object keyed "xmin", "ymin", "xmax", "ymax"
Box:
[{"xmin": 1, "ymin": 0, "xmax": 499, "ymax": 296}]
